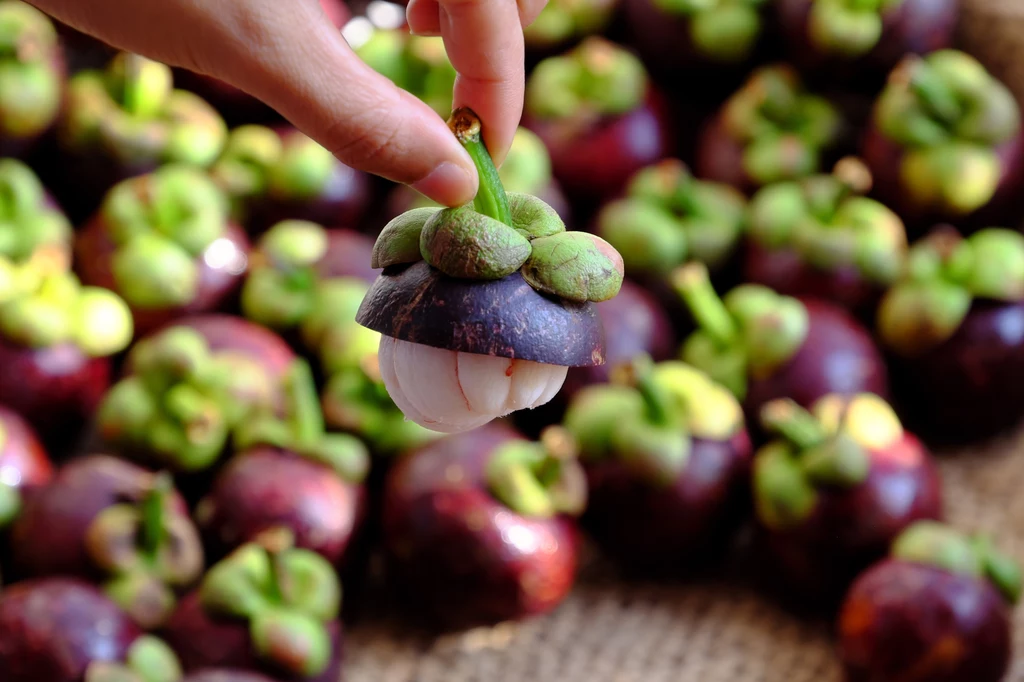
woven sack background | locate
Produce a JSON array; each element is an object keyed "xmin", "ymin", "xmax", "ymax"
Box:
[{"xmin": 343, "ymin": 2, "xmax": 1024, "ymax": 679}]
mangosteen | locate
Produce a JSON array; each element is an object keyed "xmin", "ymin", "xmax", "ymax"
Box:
[
  {"xmin": 0, "ymin": 262, "xmax": 132, "ymax": 451},
  {"xmin": 162, "ymin": 530, "xmax": 345, "ymax": 681},
  {"xmin": 0, "ymin": 1, "xmax": 65, "ymax": 160},
  {"xmin": 387, "ymin": 126, "xmax": 572, "ymax": 226},
  {"xmin": 695, "ymin": 64, "xmax": 846, "ymax": 194},
  {"xmin": 352, "ymin": 29, "xmax": 456, "ymax": 120},
  {"xmin": 0, "ymin": 577, "xmax": 185, "ymax": 682},
  {"xmin": 0, "ymin": 404, "xmax": 53, "ymax": 529},
  {"xmin": 744, "ymin": 156, "xmax": 907, "ymax": 318},
  {"xmin": 862, "ymin": 50, "xmax": 1024, "ymax": 234},
  {"xmin": 564, "ymin": 356, "xmax": 752, "ymax": 575},
  {"xmin": 524, "ymin": 0, "xmax": 619, "ymax": 63},
  {"xmin": 75, "ymin": 165, "xmax": 250, "ymax": 336},
  {"xmin": 382, "ymin": 422, "xmax": 584, "ymax": 628},
  {"xmin": 877, "ymin": 226, "xmax": 1024, "ymax": 445},
  {"xmin": 356, "ymin": 108, "xmax": 623, "ymax": 434},
  {"xmin": 673, "ymin": 262, "xmax": 888, "ymax": 424},
  {"xmin": 0, "ymin": 157, "xmax": 73, "ymax": 267},
  {"xmin": 751, "ymin": 393, "xmax": 942, "ymax": 607},
  {"xmin": 171, "ymin": 314, "xmax": 297, "ymax": 382},
  {"xmin": 838, "ymin": 521, "xmax": 1018, "ymax": 682},
  {"xmin": 50, "ymin": 53, "xmax": 227, "ymax": 223},
  {"xmin": 9, "ymin": 454, "xmax": 203, "ymax": 629},
  {"xmin": 595, "ymin": 158, "xmax": 746, "ymax": 284},
  {"xmin": 522, "ymin": 37, "xmax": 673, "ymax": 210},
  {"xmin": 622, "ymin": 0, "xmax": 767, "ymax": 78},
  {"xmin": 775, "ymin": 0, "xmax": 957, "ymax": 86}
]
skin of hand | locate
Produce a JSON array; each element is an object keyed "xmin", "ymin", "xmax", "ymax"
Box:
[{"xmin": 25, "ymin": 0, "xmax": 547, "ymax": 207}]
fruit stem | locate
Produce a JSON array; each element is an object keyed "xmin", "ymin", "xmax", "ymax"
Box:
[
  {"xmin": 611, "ymin": 354, "xmax": 673, "ymax": 426},
  {"xmin": 257, "ymin": 527, "xmax": 294, "ymax": 605},
  {"xmin": 283, "ymin": 359, "xmax": 326, "ymax": 449},
  {"xmin": 140, "ymin": 472, "xmax": 172, "ymax": 559},
  {"xmin": 909, "ymin": 63, "xmax": 961, "ymax": 125},
  {"xmin": 448, "ymin": 108, "xmax": 512, "ymax": 225},
  {"xmin": 672, "ymin": 263, "xmax": 738, "ymax": 348},
  {"xmin": 760, "ymin": 399, "xmax": 829, "ymax": 450}
]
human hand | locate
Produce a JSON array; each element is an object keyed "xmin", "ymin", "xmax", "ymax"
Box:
[{"xmin": 25, "ymin": 0, "xmax": 546, "ymax": 206}]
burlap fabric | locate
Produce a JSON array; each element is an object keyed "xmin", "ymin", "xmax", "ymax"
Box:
[{"xmin": 343, "ymin": 4, "xmax": 1024, "ymax": 679}]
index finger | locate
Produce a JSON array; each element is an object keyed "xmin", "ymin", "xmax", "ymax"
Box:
[{"xmin": 436, "ymin": 0, "xmax": 524, "ymax": 167}]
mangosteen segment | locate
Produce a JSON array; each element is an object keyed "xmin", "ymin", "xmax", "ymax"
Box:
[
  {"xmin": 877, "ymin": 227, "xmax": 1024, "ymax": 356},
  {"xmin": 645, "ymin": 0, "xmax": 764, "ymax": 62},
  {"xmin": 673, "ymin": 262, "xmax": 809, "ymax": 400},
  {"xmin": 872, "ymin": 51, "xmax": 1020, "ymax": 216},
  {"xmin": 0, "ymin": 2, "xmax": 63, "ymax": 148},
  {"xmin": 197, "ymin": 530, "xmax": 341, "ymax": 678}
]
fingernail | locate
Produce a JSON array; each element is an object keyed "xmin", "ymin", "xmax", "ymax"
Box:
[{"xmin": 411, "ymin": 162, "xmax": 477, "ymax": 207}]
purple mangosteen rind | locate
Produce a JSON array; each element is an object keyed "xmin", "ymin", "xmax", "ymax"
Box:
[{"xmin": 0, "ymin": 2, "xmax": 65, "ymax": 146}]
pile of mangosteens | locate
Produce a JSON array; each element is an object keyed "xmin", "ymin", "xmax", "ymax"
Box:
[{"xmin": 0, "ymin": 1, "xmax": 1022, "ymax": 680}]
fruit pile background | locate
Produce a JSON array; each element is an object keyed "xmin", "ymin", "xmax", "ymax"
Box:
[{"xmin": 3, "ymin": 0, "xmax": 1024, "ymax": 679}]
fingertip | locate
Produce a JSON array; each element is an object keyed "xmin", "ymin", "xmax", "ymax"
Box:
[{"xmin": 411, "ymin": 159, "xmax": 479, "ymax": 207}]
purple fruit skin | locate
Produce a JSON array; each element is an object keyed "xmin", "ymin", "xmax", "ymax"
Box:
[
  {"xmin": 162, "ymin": 592, "xmax": 345, "ymax": 682},
  {"xmin": 382, "ymin": 423, "xmax": 580, "ymax": 629},
  {"xmin": 0, "ymin": 578, "xmax": 142, "ymax": 682},
  {"xmin": 9, "ymin": 454, "xmax": 187, "ymax": 581},
  {"xmin": 888, "ymin": 300, "xmax": 1024, "ymax": 446},
  {"xmin": 756, "ymin": 434, "xmax": 943, "ymax": 605},
  {"xmin": 0, "ymin": 405, "xmax": 54, "ymax": 490},
  {"xmin": 583, "ymin": 431, "xmax": 753, "ymax": 574},
  {"xmin": 744, "ymin": 297, "xmax": 889, "ymax": 425},
  {"xmin": 197, "ymin": 447, "xmax": 366, "ymax": 567},
  {"xmin": 839, "ymin": 559, "xmax": 1011, "ymax": 682},
  {"xmin": 315, "ymin": 229, "xmax": 380, "ymax": 284}
]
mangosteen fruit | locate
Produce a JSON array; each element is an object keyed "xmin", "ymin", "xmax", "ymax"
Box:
[
  {"xmin": 353, "ymin": 29, "xmax": 456, "ymax": 120},
  {"xmin": 0, "ymin": 157, "xmax": 73, "ymax": 268},
  {"xmin": 695, "ymin": 64, "xmax": 846, "ymax": 194},
  {"xmin": 0, "ymin": 577, "xmax": 185, "ymax": 682},
  {"xmin": 356, "ymin": 108, "xmax": 623, "ymax": 434},
  {"xmin": 0, "ymin": 260, "xmax": 132, "ymax": 450},
  {"xmin": 382, "ymin": 422, "xmax": 584, "ymax": 628},
  {"xmin": 752, "ymin": 393, "xmax": 942, "ymax": 607},
  {"xmin": 75, "ymin": 164, "xmax": 250, "ymax": 336},
  {"xmin": 877, "ymin": 226, "xmax": 1024, "ymax": 445},
  {"xmin": 162, "ymin": 529, "xmax": 345, "ymax": 681},
  {"xmin": 9, "ymin": 454, "xmax": 203, "ymax": 629},
  {"xmin": 862, "ymin": 50, "xmax": 1023, "ymax": 234},
  {"xmin": 673, "ymin": 262, "xmax": 888, "ymax": 423},
  {"xmin": 744, "ymin": 156, "xmax": 907, "ymax": 318},
  {"xmin": 524, "ymin": 0, "xmax": 619, "ymax": 62},
  {"xmin": 0, "ymin": 1, "xmax": 65, "ymax": 160},
  {"xmin": 838, "ymin": 521, "xmax": 1018, "ymax": 682},
  {"xmin": 622, "ymin": 0, "xmax": 767, "ymax": 76},
  {"xmin": 170, "ymin": 314, "xmax": 297, "ymax": 382},
  {"xmin": 0, "ymin": 404, "xmax": 52, "ymax": 529},
  {"xmin": 522, "ymin": 37, "xmax": 673, "ymax": 209},
  {"xmin": 564, "ymin": 356, "xmax": 752, "ymax": 575},
  {"xmin": 51, "ymin": 53, "xmax": 227, "ymax": 222}
]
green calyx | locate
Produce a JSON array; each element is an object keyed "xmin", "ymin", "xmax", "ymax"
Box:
[
  {"xmin": 486, "ymin": 426, "xmax": 588, "ymax": 518},
  {"xmin": 673, "ymin": 262, "xmax": 809, "ymax": 400},
  {"xmin": 524, "ymin": 0, "xmax": 617, "ymax": 48},
  {"xmin": 210, "ymin": 125, "xmax": 282, "ymax": 214},
  {"xmin": 521, "ymin": 231, "xmax": 624, "ymax": 303},
  {"xmin": 355, "ymin": 30, "xmax": 456, "ymax": 118},
  {"xmin": 299, "ymin": 277, "xmax": 380, "ymax": 376},
  {"xmin": 722, "ymin": 65, "xmax": 842, "ymax": 185},
  {"xmin": 892, "ymin": 521, "xmax": 1022, "ymax": 605},
  {"xmin": 199, "ymin": 530, "xmax": 340, "ymax": 678},
  {"xmin": 597, "ymin": 159, "xmax": 746, "ymax": 276},
  {"xmin": 62, "ymin": 53, "xmax": 227, "ymax": 168},
  {"xmin": 97, "ymin": 327, "xmax": 276, "ymax": 471},
  {"xmin": 0, "ymin": 479, "xmax": 21, "ymax": 529},
  {"xmin": 103, "ymin": 165, "xmax": 230, "ymax": 309},
  {"xmin": 241, "ymin": 220, "xmax": 328, "ymax": 331},
  {"xmin": 85, "ymin": 635, "xmax": 182, "ymax": 682},
  {"xmin": 807, "ymin": 0, "xmax": 904, "ymax": 57},
  {"xmin": 0, "ymin": 265, "xmax": 133, "ymax": 356},
  {"xmin": 0, "ymin": 0, "xmax": 62, "ymax": 139},
  {"xmin": 649, "ymin": 0, "xmax": 765, "ymax": 63},
  {"xmin": 85, "ymin": 472, "xmax": 204, "ymax": 629},
  {"xmin": 877, "ymin": 227, "xmax": 1024, "ymax": 356},
  {"xmin": 526, "ymin": 37, "xmax": 648, "ymax": 121},
  {"xmin": 0, "ymin": 158, "xmax": 72, "ymax": 265},
  {"xmin": 747, "ymin": 157, "xmax": 907, "ymax": 283},
  {"xmin": 267, "ymin": 133, "xmax": 336, "ymax": 200}
]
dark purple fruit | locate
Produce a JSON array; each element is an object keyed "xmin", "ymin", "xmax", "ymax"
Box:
[
  {"xmin": 877, "ymin": 227, "xmax": 1024, "ymax": 445},
  {"xmin": 752, "ymin": 394, "xmax": 942, "ymax": 607},
  {"xmin": 838, "ymin": 522, "xmax": 1018, "ymax": 682},
  {"xmin": 162, "ymin": 531, "xmax": 345, "ymax": 681},
  {"xmin": 382, "ymin": 422, "xmax": 584, "ymax": 628},
  {"xmin": 743, "ymin": 157, "xmax": 907, "ymax": 318},
  {"xmin": 861, "ymin": 51, "xmax": 1024, "ymax": 235},
  {"xmin": 695, "ymin": 64, "xmax": 846, "ymax": 195},
  {"xmin": 565, "ymin": 357, "xmax": 752, "ymax": 574},
  {"xmin": 0, "ymin": 405, "xmax": 52, "ymax": 530},
  {"xmin": 522, "ymin": 37, "xmax": 673, "ymax": 209},
  {"xmin": 318, "ymin": 229, "xmax": 379, "ymax": 284}
]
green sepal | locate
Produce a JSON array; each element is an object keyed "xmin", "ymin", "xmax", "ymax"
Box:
[
  {"xmin": 521, "ymin": 231, "xmax": 624, "ymax": 302},
  {"xmin": 562, "ymin": 384, "xmax": 645, "ymax": 460},
  {"xmin": 690, "ymin": 3, "xmax": 763, "ymax": 63},
  {"xmin": 807, "ymin": 0, "xmax": 884, "ymax": 57},
  {"xmin": 419, "ymin": 206, "xmax": 531, "ymax": 280},
  {"xmin": 798, "ymin": 431, "xmax": 870, "ymax": 487},
  {"xmin": 371, "ymin": 207, "xmax": 438, "ymax": 269},
  {"xmin": 753, "ymin": 442, "xmax": 819, "ymax": 530},
  {"xmin": 891, "ymin": 521, "xmax": 985, "ymax": 577},
  {"xmin": 609, "ymin": 418, "xmax": 691, "ymax": 486},
  {"xmin": 267, "ymin": 134, "xmax": 335, "ymax": 200},
  {"xmin": 486, "ymin": 434, "xmax": 588, "ymax": 518},
  {"xmin": 0, "ymin": 481, "xmax": 21, "ymax": 529},
  {"xmin": 597, "ymin": 199, "xmax": 689, "ymax": 276},
  {"xmin": 507, "ymin": 192, "xmax": 566, "ymax": 240},
  {"xmin": 250, "ymin": 609, "xmax": 332, "ymax": 678}
]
